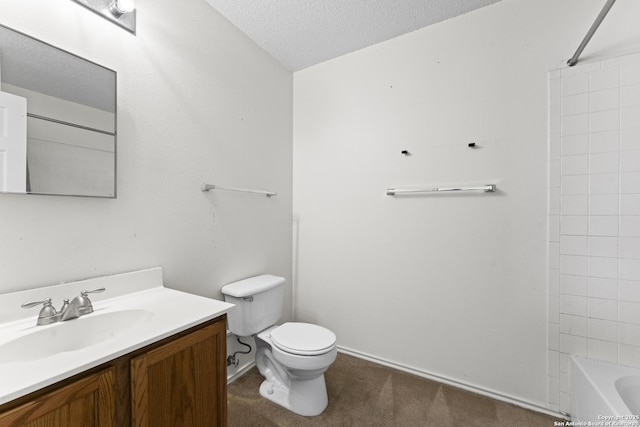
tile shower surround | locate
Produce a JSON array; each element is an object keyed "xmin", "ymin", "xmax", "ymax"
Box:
[{"xmin": 548, "ymin": 52, "xmax": 640, "ymax": 414}]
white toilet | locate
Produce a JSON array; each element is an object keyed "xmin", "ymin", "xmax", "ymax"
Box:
[{"xmin": 221, "ymin": 274, "xmax": 337, "ymax": 416}]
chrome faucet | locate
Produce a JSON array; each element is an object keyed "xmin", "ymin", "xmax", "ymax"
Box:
[{"xmin": 21, "ymin": 288, "xmax": 106, "ymax": 326}]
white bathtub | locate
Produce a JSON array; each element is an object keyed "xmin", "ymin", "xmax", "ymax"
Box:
[{"xmin": 571, "ymin": 356, "xmax": 640, "ymax": 425}]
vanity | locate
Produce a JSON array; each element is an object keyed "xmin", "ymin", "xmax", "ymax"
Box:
[{"xmin": 0, "ymin": 268, "xmax": 233, "ymax": 426}]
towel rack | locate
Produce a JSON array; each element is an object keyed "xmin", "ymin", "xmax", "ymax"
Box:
[
  {"xmin": 386, "ymin": 184, "xmax": 496, "ymax": 196},
  {"xmin": 201, "ymin": 183, "xmax": 277, "ymax": 197}
]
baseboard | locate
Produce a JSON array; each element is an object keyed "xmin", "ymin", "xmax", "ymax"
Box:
[
  {"xmin": 227, "ymin": 360, "xmax": 256, "ymax": 384},
  {"xmin": 337, "ymin": 345, "xmax": 567, "ymax": 420}
]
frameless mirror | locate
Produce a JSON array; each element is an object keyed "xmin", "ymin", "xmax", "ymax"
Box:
[{"xmin": 0, "ymin": 24, "xmax": 116, "ymax": 198}]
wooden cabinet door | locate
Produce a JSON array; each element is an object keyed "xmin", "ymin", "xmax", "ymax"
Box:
[
  {"xmin": 130, "ymin": 320, "xmax": 227, "ymax": 427},
  {"xmin": 0, "ymin": 368, "xmax": 115, "ymax": 427}
]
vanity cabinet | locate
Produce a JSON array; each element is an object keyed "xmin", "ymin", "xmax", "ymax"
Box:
[
  {"xmin": 130, "ymin": 321, "xmax": 227, "ymax": 427},
  {"xmin": 0, "ymin": 368, "xmax": 115, "ymax": 426},
  {"xmin": 0, "ymin": 315, "xmax": 227, "ymax": 427}
]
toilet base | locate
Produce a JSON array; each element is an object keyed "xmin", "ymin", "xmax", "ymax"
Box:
[{"xmin": 259, "ymin": 374, "xmax": 329, "ymax": 416}]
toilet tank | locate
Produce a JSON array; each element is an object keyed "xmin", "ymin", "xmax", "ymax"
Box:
[{"xmin": 221, "ymin": 274, "xmax": 285, "ymax": 336}]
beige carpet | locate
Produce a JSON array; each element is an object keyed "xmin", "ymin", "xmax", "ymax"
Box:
[{"xmin": 228, "ymin": 353, "xmax": 561, "ymax": 426}]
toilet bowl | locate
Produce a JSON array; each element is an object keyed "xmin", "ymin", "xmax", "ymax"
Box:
[
  {"xmin": 255, "ymin": 323, "xmax": 337, "ymax": 416},
  {"xmin": 221, "ymin": 275, "xmax": 337, "ymax": 416}
]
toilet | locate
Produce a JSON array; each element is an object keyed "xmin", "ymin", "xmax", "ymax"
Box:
[{"xmin": 221, "ymin": 274, "xmax": 337, "ymax": 416}]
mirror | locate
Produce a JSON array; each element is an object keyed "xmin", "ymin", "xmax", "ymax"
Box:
[{"xmin": 0, "ymin": 24, "xmax": 116, "ymax": 198}]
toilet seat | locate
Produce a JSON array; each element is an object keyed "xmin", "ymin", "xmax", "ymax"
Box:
[{"xmin": 270, "ymin": 322, "xmax": 336, "ymax": 356}]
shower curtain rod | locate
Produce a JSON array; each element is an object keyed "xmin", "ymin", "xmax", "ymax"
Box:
[{"xmin": 567, "ymin": 0, "xmax": 616, "ymax": 67}]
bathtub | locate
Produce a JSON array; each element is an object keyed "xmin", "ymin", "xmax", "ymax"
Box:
[{"xmin": 571, "ymin": 356, "xmax": 640, "ymax": 425}]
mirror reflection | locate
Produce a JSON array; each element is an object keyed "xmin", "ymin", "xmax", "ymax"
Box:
[{"xmin": 0, "ymin": 24, "xmax": 116, "ymax": 198}]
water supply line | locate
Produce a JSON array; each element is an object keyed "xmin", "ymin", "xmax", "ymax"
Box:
[
  {"xmin": 567, "ymin": 0, "xmax": 616, "ymax": 67},
  {"xmin": 226, "ymin": 337, "xmax": 252, "ymax": 367}
]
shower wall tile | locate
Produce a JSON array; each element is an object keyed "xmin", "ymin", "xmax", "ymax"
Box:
[
  {"xmin": 560, "ymin": 294, "xmax": 587, "ymax": 316},
  {"xmin": 590, "ymin": 67, "xmax": 619, "ymax": 91},
  {"xmin": 588, "ymin": 257, "xmax": 618, "ymax": 278},
  {"xmin": 549, "ymin": 323, "xmax": 560, "ymax": 350},
  {"xmin": 588, "ymin": 216, "xmax": 618, "ymax": 236},
  {"xmin": 620, "ymin": 217, "xmax": 640, "ymax": 237},
  {"xmin": 560, "ymin": 314, "xmax": 587, "ymax": 335},
  {"xmin": 621, "ymin": 172, "xmax": 640, "ymax": 193},
  {"xmin": 621, "ymin": 63, "xmax": 640, "ymax": 86},
  {"xmin": 561, "ymin": 216, "xmax": 588, "ymax": 235},
  {"xmin": 549, "ymin": 350, "xmax": 560, "ymax": 377},
  {"xmin": 587, "ymin": 339, "xmax": 617, "ymax": 362},
  {"xmin": 619, "ymin": 344, "xmax": 640, "ymax": 368},
  {"xmin": 550, "ymin": 188, "xmax": 560, "ymax": 214},
  {"xmin": 561, "ymin": 175, "xmax": 588, "ymax": 195},
  {"xmin": 562, "ymin": 114, "xmax": 588, "ymax": 136},
  {"xmin": 549, "ymin": 215, "xmax": 560, "ymax": 242},
  {"xmin": 560, "ymin": 333, "xmax": 587, "ymax": 356},
  {"xmin": 621, "ymin": 128, "xmax": 640, "ymax": 151},
  {"xmin": 590, "ymin": 152, "xmax": 619, "ymax": 174},
  {"xmin": 619, "ymin": 281, "xmax": 640, "ymax": 302},
  {"xmin": 621, "ymin": 150, "xmax": 640, "ymax": 172},
  {"xmin": 560, "ymin": 392, "xmax": 570, "ymax": 414},
  {"xmin": 619, "ymin": 301, "xmax": 640, "ymax": 324},
  {"xmin": 560, "ymin": 235, "xmax": 588, "ymax": 255},
  {"xmin": 588, "ymin": 236, "xmax": 618, "ymax": 257},
  {"xmin": 559, "ymin": 353, "xmax": 570, "ymax": 373},
  {"xmin": 548, "ymin": 56, "xmax": 640, "ymax": 412},
  {"xmin": 620, "ymin": 238, "xmax": 640, "ymax": 258},
  {"xmin": 622, "ymin": 106, "xmax": 640, "ymax": 129},
  {"xmin": 589, "ymin": 195, "xmax": 619, "ymax": 216},
  {"xmin": 591, "ymin": 88, "xmax": 619, "ymax": 111},
  {"xmin": 590, "ymin": 109, "xmax": 619, "ymax": 133},
  {"xmin": 562, "ymin": 73, "xmax": 589, "ymax": 96},
  {"xmin": 560, "ymin": 274, "xmax": 587, "ymax": 296},
  {"xmin": 620, "ymin": 258, "xmax": 640, "ymax": 280},
  {"xmin": 621, "ymin": 84, "xmax": 640, "ymax": 108},
  {"xmin": 590, "ymin": 173, "xmax": 618, "ymax": 194},
  {"xmin": 562, "ymin": 134, "xmax": 588, "ymax": 155},
  {"xmin": 588, "ymin": 297, "xmax": 617, "ymax": 321},
  {"xmin": 548, "ymin": 377, "xmax": 559, "ymax": 405},
  {"xmin": 562, "ymin": 93, "xmax": 589, "ymax": 116},
  {"xmin": 561, "ymin": 155, "xmax": 589, "ymax": 175},
  {"xmin": 588, "ymin": 277, "xmax": 617, "ymax": 299},
  {"xmin": 549, "ymin": 269, "xmax": 560, "ymax": 296},
  {"xmin": 588, "ymin": 318, "xmax": 618, "ymax": 342},
  {"xmin": 549, "ymin": 296, "xmax": 560, "ymax": 323},
  {"xmin": 559, "ymin": 372, "xmax": 570, "ymax": 393},
  {"xmin": 590, "ymin": 131, "xmax": 619, "ymax": 153},
  {"xmin": 619, "ymin": 323, "xmax": 640, "ymax": 347},
  {"xmin": 621, "ymin": 195, "xmax": 640, "ymax": 215},
  {"xmin": 562, "ymin": 195, "xmax": 588, "ymax": 215},
  {"xmin": 560, "ymin": 255, "xmax": 588, "ymax": 275}
]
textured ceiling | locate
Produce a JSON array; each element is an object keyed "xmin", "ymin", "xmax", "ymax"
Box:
[{"xmin": 203, "ymin": 0, "xmax": 502, "ymax": 71}]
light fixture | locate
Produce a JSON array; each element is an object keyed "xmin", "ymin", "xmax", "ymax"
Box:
[
  {"xmin": 108, "ymin": 0, "xmax": 135, "ymax": 17},
  {"xmin": 71, "ymin": 0, "xmax": 137, "ymax": 34}
]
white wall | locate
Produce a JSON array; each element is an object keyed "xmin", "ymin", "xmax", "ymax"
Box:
[
  {"xmin": 0, "ymin": 0, "xmax": 293, "ymax": 316},
  {"xmin": 549, "ymin": 52, "xmax": 640, "ymax": 413},
  {"xmin": 293, "ymin": 0, "xmax": 640, "ymax": 411}
]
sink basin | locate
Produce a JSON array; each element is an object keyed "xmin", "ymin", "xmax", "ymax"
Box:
[
  {"xmin": 0, "ymin": 309, "xmax": 154, "ymax": 363},
  {"xmin": 0, "ymin": 267, "xmax": 235, "ymax": 406}
]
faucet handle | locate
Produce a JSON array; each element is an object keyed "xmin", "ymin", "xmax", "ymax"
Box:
[
  {"xmin": 21, "ymin": 298, "xmax": 58, "ymax": 325},
  {"xmin": 21, "ymin": 297, "xmax": 53, "ymax": 309},
  {"xmin": 75, "ymin": 288, "xmax": 105, "ymax": 315},
  {"xmin": 80, "ymin": 288, "xmax": 105, "ymax": 297}
]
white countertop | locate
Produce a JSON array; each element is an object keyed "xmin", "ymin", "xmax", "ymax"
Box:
[{"xmin": 0, "ymin": 268, "xmax": 234, "ymax": 405}]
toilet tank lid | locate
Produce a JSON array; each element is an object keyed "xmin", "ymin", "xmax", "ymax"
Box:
[{"xmin": 221, "ymin": 274, "xmax": 285, "ymax": 298}]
